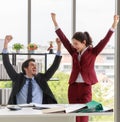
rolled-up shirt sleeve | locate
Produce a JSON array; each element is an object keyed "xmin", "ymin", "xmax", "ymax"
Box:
[
  {"xmin": 55, "ymin": 26, "xmax": 60, "ymax": 31},
  {"xmin": 56, "ymin": 51, "xmax": 61, "ymax": 56},
  {"xmin": 2, "ymin": 48, "xmax": 8, "ymax": 54},
  {"xmin": 110, "ymin": 28, "xmax": 115, "ymax": 32}
]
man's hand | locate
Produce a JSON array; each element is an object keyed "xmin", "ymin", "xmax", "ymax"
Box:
[
  {"xmin": 4, "ymin": 35, "xmax": 13, "ymax": 49},
  {"xmin": 56, "ymin": 38, "xmax": 61, "ymax": 51},
  {"xmin": 5, "ymin": 35, "xmax": 12, "ymax": 43},
  {"xmin": 51, "ymin": 13, "xmax": 58, "ymax": 27},
  {"xmin": 112, "ymin": 15, "xmax": 119, "ymax": 29}
]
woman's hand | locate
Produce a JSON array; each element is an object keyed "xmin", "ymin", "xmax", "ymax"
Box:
[
  {"xmin": 112, "ymin": 15, "xmax": 119, "ymax": 29},
  {"xmin": 51, "ymin": 13, "xmax": 58, "ymax": 27}
]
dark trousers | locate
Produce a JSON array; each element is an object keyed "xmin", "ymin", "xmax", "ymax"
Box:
[{"xmin": 68, "ymin": 83, "xmax": 92, "ymax": 122}]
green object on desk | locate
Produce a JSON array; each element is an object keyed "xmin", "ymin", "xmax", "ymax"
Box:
[
  {"xmin": 86, "ymin": 100, "xmax": 103, "ymax": 110},
  {"xmin": 77, "ymin": 101, "xmax": 103, "ymax": 113}
]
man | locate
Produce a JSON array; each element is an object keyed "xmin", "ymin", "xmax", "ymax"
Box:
[{"xmin": 2, "ymin": 35, "xmax": 62, "ymax": 104}]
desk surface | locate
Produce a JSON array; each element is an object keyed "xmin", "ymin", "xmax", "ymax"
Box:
[
  {"xmin": 0, "ymin": 106, "xmax": 113, "ymax": 122},
  {"xmin": 0, "ymin": 106, "xmax": 113, "ymax": 117}
]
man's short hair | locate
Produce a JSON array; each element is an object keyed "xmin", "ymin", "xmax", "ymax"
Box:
[{"xmin": 22, "ymin": 58, "xmax": 35, "ymax": 74}]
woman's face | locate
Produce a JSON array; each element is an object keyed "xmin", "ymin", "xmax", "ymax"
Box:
[{"xmin": 72, "ymin": 39, "xmax": 86, "ymax": 52}]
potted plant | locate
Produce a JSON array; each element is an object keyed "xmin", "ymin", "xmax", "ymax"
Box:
[
  {"xmin": 27, "ymin": 43, "xmax": 38, "ymax": 53},
  {"xmin": 12, "ymin": 43, "xmax": 24, "ymax": 53}
]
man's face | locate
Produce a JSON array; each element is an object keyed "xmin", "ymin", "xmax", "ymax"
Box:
[{"xmin": 24, "ymin": 61, "xmax": 37, "ymax": 76}]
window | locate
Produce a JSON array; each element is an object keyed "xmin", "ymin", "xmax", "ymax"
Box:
[
  {"xmin": 31, "ymin": 0, "xmax": 72, "ymax": 46},
  {"xmin": 0, "ymin": 0, "xmax": 27, "ymax": 50}
]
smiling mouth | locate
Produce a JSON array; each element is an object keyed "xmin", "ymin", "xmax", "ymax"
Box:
[
  {"xmin": 32, "ymin": 70, "xmax": 37, "ymax": 75},
  {"xmin": 32, "ymin": 69, "xmax": 36, "ymax": 72}
]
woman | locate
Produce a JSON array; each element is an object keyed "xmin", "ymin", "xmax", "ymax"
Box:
[{"xmin": 51, "ymin": 13, "xmax": 119, "ymax": 122}]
